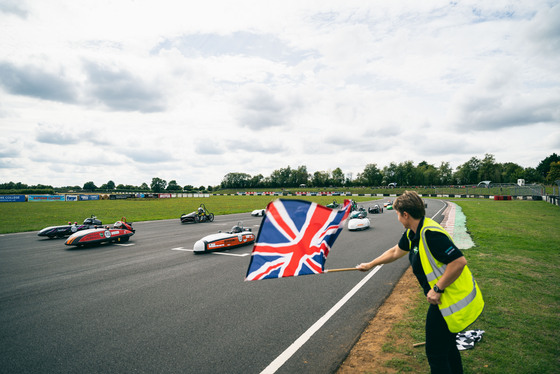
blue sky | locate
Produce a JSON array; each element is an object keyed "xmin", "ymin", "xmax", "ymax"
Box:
[{"xmin": 0, "ymin": 0, "xmax": 559, "ymax": 187}]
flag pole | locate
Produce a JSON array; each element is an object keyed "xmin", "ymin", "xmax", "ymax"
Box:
[{"xmin": 324, "ymin": 267, "xmax": 360, "ymax": 273}]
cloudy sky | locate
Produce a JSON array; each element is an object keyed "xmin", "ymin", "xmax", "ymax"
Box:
[{"xmin": 1, "ymin": 0, "xmax": 559, "ymax": 188}]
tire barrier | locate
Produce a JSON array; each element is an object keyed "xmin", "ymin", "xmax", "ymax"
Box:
[
  {"xmin": 493, "ymin": 195, "xmax": 513, "ymax": 200},
  {"xmin": 546, "ymin": 196, "xmax": 559, "ymax": 206}
]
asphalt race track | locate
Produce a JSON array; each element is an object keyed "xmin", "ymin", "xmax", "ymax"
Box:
[{"xmin": 0, "ymin": 198, "xmax": 447, "ymax": 374}]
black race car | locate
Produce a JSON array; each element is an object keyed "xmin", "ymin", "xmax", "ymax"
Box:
[
  {"xmin": 180, "ymin": 204, "xmax": 215, "ymax": 223},
  {"xmin": 368, "ymin": 205, "xmax": 384, "ymax": 214},
  {"xmin": 38, "ymin": 215, "xmax": 103, "ymax": 238}
]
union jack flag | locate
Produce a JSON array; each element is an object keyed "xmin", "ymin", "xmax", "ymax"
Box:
[{"xmin": 245, "ymin": 199, "xmax": 351, "ymax": 281}]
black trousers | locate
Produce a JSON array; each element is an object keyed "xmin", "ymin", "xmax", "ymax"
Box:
[{"xmin": 425, "ymin": 304, "xmax": 463, "ymax": 374}]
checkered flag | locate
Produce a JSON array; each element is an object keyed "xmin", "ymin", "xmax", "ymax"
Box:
[{"xmin": 456, "ymin": 329, "xmax": 485, "ymax": 350}]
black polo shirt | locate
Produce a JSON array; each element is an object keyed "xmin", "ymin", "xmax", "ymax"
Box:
[{"xmin": 398, "ymin": 217, "xmax": 464, "ymax": 295}]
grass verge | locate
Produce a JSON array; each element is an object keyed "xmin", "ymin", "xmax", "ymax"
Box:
[{"xmin": 0, "ymin": 195, "xmax": 376, "ymax": 234}]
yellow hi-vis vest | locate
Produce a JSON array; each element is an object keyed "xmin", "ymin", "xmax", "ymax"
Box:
[{"xmin": 411, "ymin": 217, "xmax": 484, "ymax": 333}]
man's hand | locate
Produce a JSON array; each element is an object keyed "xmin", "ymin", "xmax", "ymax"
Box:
[
  {"xmin": 427, "ymin": 289, "xmax": 442, "ymax": 305},
  {"xmin": 356, "ymin": 262, "xmax": 373, "ymax": 272}
]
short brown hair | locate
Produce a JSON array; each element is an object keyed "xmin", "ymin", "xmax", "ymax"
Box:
[{"xmin": 393, "ymin": 191, "xmax": 425, "ymax": 219}]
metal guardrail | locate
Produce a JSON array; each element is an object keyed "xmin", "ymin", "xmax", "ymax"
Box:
[{"xmin": 430, "ymin": 184, "xmax": 545, "ymax": 197}]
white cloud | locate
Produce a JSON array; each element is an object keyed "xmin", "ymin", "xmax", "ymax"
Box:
[{"xmin": 0, "ymin": 0, "xmax": 558, "ymax": 187}]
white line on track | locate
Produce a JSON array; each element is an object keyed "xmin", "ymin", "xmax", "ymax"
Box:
[
  {"xmin": 212, "ymin": 252, "xmax": 250, "ymax": 257},
  {"xmin": 171, "ymin": 247, "xmax": 251, "ymax": 257},
  {"xmin": 260, "ymin": 265, "xmax": 384, "ymax": 374}
]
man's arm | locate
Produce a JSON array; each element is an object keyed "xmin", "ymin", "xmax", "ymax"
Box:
[
  {"xmin": 356, "ymin": 244, "xmax": 408, "ymax": 271},
  {"xmin": 427, "ymin": 256, "xmax": 467, "ymax": 305}
]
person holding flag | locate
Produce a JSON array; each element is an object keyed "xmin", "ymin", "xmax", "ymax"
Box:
[{"xmin": 357, "ymin": 191, "xmax": 483, "ymax": 374}]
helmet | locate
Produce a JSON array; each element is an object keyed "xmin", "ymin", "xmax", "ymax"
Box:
[{"xmin": 231, "ymin": 225, "xmax": 242, "ymax": 233}]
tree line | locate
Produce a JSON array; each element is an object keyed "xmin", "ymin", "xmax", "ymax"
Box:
[
  {"xmin": 1, "ymin": 153, "xmax": 558, "ymax": 193},
  {"xmin": 220, "ymin": 153, "xmax": 560, "ymax": 189}
]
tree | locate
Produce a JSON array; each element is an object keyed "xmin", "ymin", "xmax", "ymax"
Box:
[
  {"xmin": 382, "ymin": 162, "xmax": 398, "ymax": 185},
  {"xmin": 537, "ymin": 153, "xmax": 560, "ymax": 179},
  {"xmin": 83, "ymin": 181, "xmax": 97, "ymax": 191},
  {"xmin": 151, "ymin": 177, "xmax": 167, "ymax": 192},
  {"xmin": 221, "ymin": 172, "xmax": 251, "ymax": 189},
  {"xmin": 249, "ymin": 174, "xmax": 264, "ymax": 188},
  {"xmin": 100, "ymin": 180, "xmax": 116, "ymax": 191},
  {"xmin": 479, "ymin": 153, "xmax": 500, "ymax": 182},
  {"xmin": 331, "ymin": 167, "xmax": 345, "ymax": 186},
  {"xmin": 454, "ymin": 157, "xmax": 481, "ymax": 184},
  {"xmin": 394, "ymin": 161, "xmax": 415, "ymax": 186},
  {"xmin": 292, "ymin": 165, "xmax": 309, "ymax": 187},
  {"xmin": 270, "ymin": 167, "xmax": 293, "ymax": 187},
  {"xmin": 359, "ymin": 163, "xmax": 383, "ymax": 186},
  {"xmin": 501, "ymin": 162, "xmax": 524, "ymax": 183},
  {"xmin": 311, "ymin": 171, "xmax": 330, "ymax": 187},
  {"xmin": 416, "ymin": 161, "xmax": 438, "ymax": 186},
  {"xmin": 546, "ymin": 161, "xmax": 560, "ymax": 183},
  {"xmin": 166, "ymin": 180, "xmax": 182, "ymax": 191},
  {"xmin": 438, "ymin": 162, "xmax": 454, "ymax": 185}
]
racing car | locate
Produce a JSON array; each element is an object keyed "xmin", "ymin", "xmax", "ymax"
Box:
[
  {"xmin": 180, "ymin": 204, "xmax": 215, "ymax": 223},
  {"xmin": 65, "ymin": 218, "xmax": 135, "ymax": 247},
  {"xmin": 349, "ymin": 206, "xmax": 367, "ymax": 219},
  {"xmin": 368, "ymin": 204, "xmax": 383, "ymax": 214},
  {"xmin": 38, "ymin": 215, "xmax": 103, "ymax": 238},
  {"xmin": 251, "ymin": 208, "xmax": 266, "ymax": 217},
  {"xmin": 326, "ymin": 200, "xmax": 340, "ymax": 209},
  {"xmin": 193, "ymin": 222, "xmax": 255, "ymax": 254},
  {"xmin": 347, "ymin": 216, "xmax": 371, "ymax": 231}
]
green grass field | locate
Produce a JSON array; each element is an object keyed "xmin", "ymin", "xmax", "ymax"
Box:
[
  {"xmin": 380, "ymin": 199, "xmax": 560, "ymax": 374},
  {"xmin": 0, "ymin": 195, "xmax": 375, "ymax": 234},
  {"xmin": 1, "ymin": 196, "xmax": 558, "ymax": 373}
]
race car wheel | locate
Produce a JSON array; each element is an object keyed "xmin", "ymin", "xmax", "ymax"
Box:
[{"xmin": 208, "ymin": 213, "xmax": 214, "ymax": 222}]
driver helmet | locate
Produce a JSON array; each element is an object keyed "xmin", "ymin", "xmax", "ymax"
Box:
[
  {"xmin": 231, "ymin": 225, "xmax": 242, "ymax": 233},
  {"xmin": 114, "ymin": 221, "xmax": 122, "ymax": 228},
  {"xmin": 198, "ymin": 207, "xmax": 204, "ymax": 213}
]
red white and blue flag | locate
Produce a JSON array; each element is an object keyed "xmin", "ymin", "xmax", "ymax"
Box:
[{"xmin": 245, "ymin": 199, "xmax": 351, "ymax": 281}]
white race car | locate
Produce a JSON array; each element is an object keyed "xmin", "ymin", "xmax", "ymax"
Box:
[
  {"xmin": 347, "ymin": 216, "xmax": 371, "ymax": 231},
  {"xmin": 193, "ymin": 222, "xmax": 255, "ymax": 254},
  {"xmin": 251, "ymin": 209, "xmax": 266, "ymax": 217}
]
